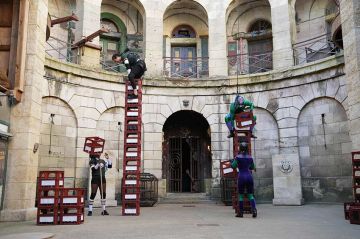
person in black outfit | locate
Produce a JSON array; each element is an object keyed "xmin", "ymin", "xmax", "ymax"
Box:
[
  {"xmin": 88, "ymin": 152, "xmax": 112, "ymax": 216},
  {"xmin": 112, "ymin": 49, "xmax": 147, "ymax": 98}
]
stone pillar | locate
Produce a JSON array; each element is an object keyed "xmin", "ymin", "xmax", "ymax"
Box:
[
  {"xmin": 269, "ymin": 0, "xmax": 294, "ymax": 69},
  {"xmin": 142, "ymin": 4, "xmax": 165, "ymax": 77},
  {"xmin": 271, "ymin": 92, "xmax": 304, "ymax": 205},
  {"xmin": 340, "ymin": 0, "xmax": 360, "ymax": 150},
  {"xmin": 207, "ymin": 2, "xmax": 228, "ymax": 77},
  {"xmin": 75, "ymin": 0, "xmax": 102, "ymax": 66},
  {"xmin": 272, "ymin": 154, "xmax": 303, "ymax": 205},
  {"xmin": 0, "ymin": 0, "xmax": 48, "ymax": 221}
]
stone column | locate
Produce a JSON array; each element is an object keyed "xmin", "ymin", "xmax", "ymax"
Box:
[
  {"xmin": 207, "ymin": 2, "xmax": 228, "ymax": 77},
  {"xmin": 270, "ymin": 92, "xmax": 304, "ymax": 205},
  {"xmin": 0, "ymin": 0, "xmax": 48, "ymax": 221},
  {"xmin": 269, "ymin": 0, "xmax": 294, "ymax": 69},
  {"xmin": 75, "ymin": 0, "xmax": 102, "ymax": 66},
  {"xmin": 142, "ymin": 4, "xmax": 165, "ymax": 77},
  {"xmin": 340, "ymin": 0, "xmax": 360, "ymax": 150}
]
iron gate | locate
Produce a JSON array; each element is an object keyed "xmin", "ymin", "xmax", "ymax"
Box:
[{"xmin": 168, "ymin": 137, "xmax": 200, "ymax": 192}]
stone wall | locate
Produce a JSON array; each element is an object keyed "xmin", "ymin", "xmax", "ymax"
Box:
[
  {"xmin": 38, "ymin": 54, "xmax": 351, "ymax": 203},
  {"xmin": 298, "ymin": 97, "xmax": 352, "ymax": 202}
]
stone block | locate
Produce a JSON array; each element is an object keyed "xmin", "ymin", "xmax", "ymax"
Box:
[{"xmin": 272, "ymin": 154, "xmax": 303, "ymax": 205}]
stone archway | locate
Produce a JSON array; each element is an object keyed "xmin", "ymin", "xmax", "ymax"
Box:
[
  {"xmin": 163, "ymin": 110, "xmax": 211, "ymax": 193},
  {"xmin": 297, "ymin": 97, "xmax": 352, "ymax": 202}
]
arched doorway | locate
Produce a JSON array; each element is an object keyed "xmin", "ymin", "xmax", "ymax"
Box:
[{"xmin": 163, "ymin": 111, "xmax": 211, "ymax": 193}]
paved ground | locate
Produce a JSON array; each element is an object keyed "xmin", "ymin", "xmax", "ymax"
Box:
[{"xmin": 0, "ymin": 203, "xmax": 359, "ymax": 239}]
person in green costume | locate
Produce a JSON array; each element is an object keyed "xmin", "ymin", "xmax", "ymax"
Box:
[{"xmin": 225, "ymin": 95, "xmax": 256, "ymax": 138}]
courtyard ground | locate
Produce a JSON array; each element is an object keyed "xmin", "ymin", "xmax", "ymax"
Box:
[{"xmin": 0, "ymin": 203, "xmax": 359, "ymax": 239}]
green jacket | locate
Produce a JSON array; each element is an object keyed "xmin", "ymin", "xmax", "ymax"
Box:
[{"xmin": 229, "ymin": 98, "xmax": 254, "ymax": 121}]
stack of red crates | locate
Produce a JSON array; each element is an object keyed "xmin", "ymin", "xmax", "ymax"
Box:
[
  {"xmin": 58, "ymin": 188, "xmax": 85, "ymax": 225},
  {"xmin": 37, "ymin": 171, "xmax": 64, "ymax": 225},
  {"xmin": 220, "ymin": 112, "xmax": 254, "ymax": 215},
  {"xmin": 121, "ymin": 79, "xmax": 142, "ymax": 216},
  {"xmin": 344, "ymin": 151, "xmax": 360, "ymax": 225},
  {"xmin": 36, "ymin": 171, "xmax": 85, "ymax": 225}
]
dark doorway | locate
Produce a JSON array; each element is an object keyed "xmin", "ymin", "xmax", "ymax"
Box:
[
  {"xmin": 163, "ymin": 111, "xmax": 211, "ymax": 193},
  {"xmin": 182, "ymin": 139, "xmax": 191, "ymax": 192}
]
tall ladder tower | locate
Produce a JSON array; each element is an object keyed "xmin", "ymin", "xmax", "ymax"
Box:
[
  {"xmin": 232, "ymin": 111, "xmax": 255, "ymax": 214},
  {"xmin": 121, "ymin": 79, "xmax": 142, "ymax": 216}
]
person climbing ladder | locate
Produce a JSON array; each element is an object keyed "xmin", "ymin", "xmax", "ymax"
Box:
[
  {"xmin": 112, "ymin": 48, "xmax": 147, "ymax": 99},
  {"xmin": 225, "ymin": 95, "xmax": 257, "ymax": 138}
]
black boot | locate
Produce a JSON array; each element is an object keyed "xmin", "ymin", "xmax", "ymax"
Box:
[
  {"xmin": 235, "ymin": 211, "xmax": 243, "ymax": 218},
  {"xmin": 227, "ymin": 130, "xmax": 235, "ymax": 138},
  {"xmin": 87, "ymin": 211, "xmax": 92, "ymax": 216},
  {"xmin": 101, "ymin": 210, "xmax": 109, "ymax": 216},
  {"xmin": 252, "ymin": 208, "xmax": 257, "ymax": 218}
]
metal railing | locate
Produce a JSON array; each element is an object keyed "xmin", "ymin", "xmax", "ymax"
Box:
[
  {"xmin": 45, "ymin": 36, "xmax": 78, "ymax": 63},
  {"xmin": 45, "ymin": 36, "xmax": 127, "ymax": 73},
  {"xmin": 228, "ymin": 52, "xmax": 273, "ymax": 75},
  {"xmin": 163, "ymin": 57, "xmax": 209, "ymax": 78},
  {"xmin": 100, "ymin": 54, "xmax": 127, "ymax": 73},
  {"xmin": 293, "ymin": 34, "xmax": 342, "ymax": 65}
]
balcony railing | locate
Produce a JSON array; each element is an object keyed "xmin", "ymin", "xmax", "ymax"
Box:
[
  {"xmin": 228, "ymin": 52, "xmax": 273, "ymax": 75},
  {"xmin": 163, "ymin": 57, "xmax": 209, "ymax": 78},
  {"xmin": 45, "ymin": 36, "xmax": 77, "ymax": 63},
  {"xmin": 293, "ymin": 34, "xmax": 342, "ymax": 65}
]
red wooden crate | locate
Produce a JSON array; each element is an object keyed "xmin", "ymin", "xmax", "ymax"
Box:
[
  {"xmin": 37, "ymin": 188, "xmax": 59, "ymax": 207},
  {"xmin": 220, "ymin": 160, "xmax": 237, "ymax": 178},
  {"xmin": 235, "ymin": 112, "xmax": 255, "ymax": 130},
  {"xmin": 59, "ymin": 207, "xmax": 84, "ymax": 225},
  {"xmin": 59, "ymin": 188, "xmax": 85, "ymax": 207},
  {"xmin": 38, "ymin": 171, "xmax": 64, "ymax": 188},
  {"xmin": 122, "ymin": 201, "xmax": 140, "ymax": 216},
  {"xmin": 349, "ymin": 206, "xmax": 360, "ymax": 225},
  {"xmin": 37, "ymin": 206, "xmax": 58, "ymax": 225},
  {"xmin": 83, "ymin": 136, "xmax": 105, "ymax": 155},
  {"xmin": 344, "ymin": 202, "xmax": 359, "ymax": 220}
]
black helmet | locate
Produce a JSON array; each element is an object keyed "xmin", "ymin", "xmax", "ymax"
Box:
[{"xmin": 239, "ymin": 142, "xmax": 248, "ymax": 153}]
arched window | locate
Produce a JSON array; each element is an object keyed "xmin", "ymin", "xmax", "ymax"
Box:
[
  {"xmin": 99, "ymin": 13, "xmax": 127, "ymax": 72},
  {"xmin": 172, "ymin": 25, "xmax": 196, "ymax": 38},
  {"xmin": 248, "ymin": 20, "xmax": 272, "ymax": 34},
  {"xmin": 247, "ymin": 19, "xmax": 273, "ymax": 73},
  {"xmin": 101, "ymin": 19, "xmax": 119, "ymax": 33}
]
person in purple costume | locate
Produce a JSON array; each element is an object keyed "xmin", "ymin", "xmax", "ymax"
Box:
[{"xmin": 231, "ymin": 141, "xmax": 257, "ymax": 218}]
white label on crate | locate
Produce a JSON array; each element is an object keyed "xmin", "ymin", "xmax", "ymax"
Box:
[
  {"xmin": 40, "ymin": 198, "xmax": 54, "ymax": 205},
  {"xmin": 126, "ymin": 152, "xmax": 137, "ymax": 157},
  {"xmin": 127, "ymin": 112, "xmax": 138, "ymax": 117},
  {"xmin": 127, "ymin": 86, "xmax": 138, "ymax": 90},
  {"xmin": 125, "ymin": 194, "xmax": 137, "ymax": 200},
  {"xmin": 126, "ymin": 139, "xmax": 138, "ymax": 144},
  {"xmin": 355, "ymin": 171, "xmax": 360, "ymax": 177},
  {"xmin": 63, "ymin": 215, "xmax": 77, "ymax": 222},
  {"xmin": 81, "ymin": 198, "xmax": 84, "ymax": 203},
  {"xmin": 125, "ymin": 180, "xmax": 137, "ymax": 185},
  {"xmin": 81, "ymin": 215, "xmax": 84, "ymax": 221},
  {"xmin": 127, "ymin": 99, "xmax": 139, "ymax": 103},
  {"xmin": 39, "ymin": 216, "xmax": 54, "ymax": 223},
  {"xmin": 84, "ymin": 146, "xmax": 91, "ymax": 152},
  {"xmin": 223, "ymin": 168, "xmax": 233, "ymax": 174},
  {"xmin": 241, "ymin": 120, "xmax": 253, "ymax": 127},
  {"xmin": 59, "ymin": 180, "xmax": 64, "ymax": 186},
  {"xmin": 126, "ymin": 166, "xmax": 137, "ymax": 171},
  {"xmin": 125, "ymin": 209, "xmax": 137, "ymax": 214},
  {"xmin": 63, "ymin": 198, "xmax": 77, "ymax": 204},
  {"xmin": 41, "ymin": 180, "xmax": 55, "ymax": 186}
]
